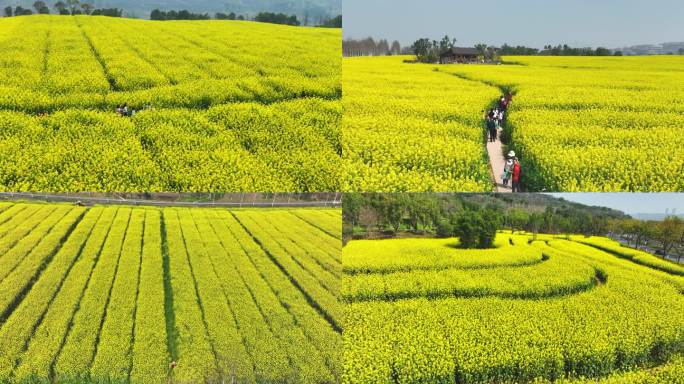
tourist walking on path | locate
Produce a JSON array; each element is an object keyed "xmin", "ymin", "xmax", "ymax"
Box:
[
  {"xmin": 486, "ymin": 92, "xmax": 516, "ymax": 193},
  {"xmin": 487, "ymin": 116, "xmax": 497, "ymax": 142},
  {"xmin": 502, "ymin": 151, "xmax": 514, "ymax": 186},
  {"xmin": 511, "ymin": 159, "xmax": 522, "ymax": 192}
]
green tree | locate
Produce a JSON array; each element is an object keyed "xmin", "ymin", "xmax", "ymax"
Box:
[
  {"xmin": 4, "ymin": 6, "xmax": 12, "ymax": 17},
  {"xmin": 528, "ymin": 212, "xmax": 544, "ymax": 239},
  {"xmin": 453, "ymin": 209, "xmax": 497, "ymax": 249},
  {"xmin": 33, "ymin": 1, "xmax": 49, "ymax": 14},
  {"xmin": 66, "ymin": 0, "xmax": 79, "ymax": 14},
  {"xmin": 412, "ymin": 38, "xmax": 433, "ymax": 62},
  {"xmin": 80, "ymin": 2, "xmax": 94, "ymax": 14},
  {"xmin": 595, "ymin": 47, "xmax": 611, "ymax": 56},
  {"xmin": 382, "ymin": 195, "xmax": 405, "ymax": 233},
  {"xmin": 53, "ymin": 1, "xmax": 67, "ymax": 14},
  {"xmin": 438, "ymin": 35, "xmax": 457, "ymax": 52},
  {"xmin": 657, "ymin": 216, "xmax": 684, "ymax": 255},
  {"xmin": 454, "ymin": 210, "xmax": 480, "ymax": 248},
  {"xmin": 436, "ymin": 218, "xmax": 453, "ymax": 238},
  {"xmin": 508, "ymin": 209, "xmax": 529, "ymax": 233},
  {"xmin": 479, "ymin": 209, "xmax": 500, "ymax": 248},
  {"xmin": 342, "ymin": 193, "xmax": 365, "ymax": 228},
  {"xmin": 358, "ymin": 206, "xmax": 379, "ymax": 237}
]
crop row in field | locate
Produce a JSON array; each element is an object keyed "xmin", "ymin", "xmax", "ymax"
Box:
[
  {"xmin": 343, "ymin": 233, "xmax": 684, "ymax": 383},
  {"xmin": 0, "ymin": 15, "xmax": 341, "ymax": 192},
  {"xmin": 440, "ymin": 56, "xmax": 684, "ymax": 191},
  {"xmin": 0, "ymin": 98, "xmax": 341, "ymax": 192},
  {"xmin": 0, "ymin": 16, "xmax": 339, "ymax": 111},
  {"xmin": 0, "ymin": 202, "xmax": 341, "ymax": 384}
]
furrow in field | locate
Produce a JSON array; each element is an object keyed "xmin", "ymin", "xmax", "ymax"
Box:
[
  {"xmin": 160, "ymin": 209, "xmax": 216, "ymax": 383},
  {"xmin": 0, "ymin": 207, "xmax": 97, "ymax": 380},
  {"xmin": 235, "ymin": 211, "xmax": 339, "ymax": 298},
  {"xmin": 194, "ymin": 208, "xmax": 333, "ymax": 384},
  {"xmin": 53, "ymin": 208, "xmax": 131, "ymax": 381},
  {"xmin": 130, "ymin": 209, "xmax": 170, "ymax": 384},
  {"xmin": 231, "ymin": 211, "xmax": 343, "ymax": 331},
  {"xmin": 192, "ymin": 207, "xmax": 282, "ymax": 383},
  {"xmin": 0, "ymin": 205, "xmax": 62, "ymax": 282},
  {"xmin": 216, "ymin": 210, "xmax": 342, "ymax": 380},
  {"xmin": 13, "ymin": 207, "xmax": 116, "ymax": 382},
  {"xmin": 0, "ymin": 207, "xmax": 84, "ymax": 323},
  {"xmin": 246, "ymin": 210, "xmax": 341, "ymax": 278},
  {"xmin": 90, "ymin": 209, "xmax": 145, "ymax": 381},
  {"xmin": 291, "ymin": 210, "xmax": 341, "ymax": 240},
  {"xmin": 177, "ymin": 208, "xmax": 259, "ymax": 383}
]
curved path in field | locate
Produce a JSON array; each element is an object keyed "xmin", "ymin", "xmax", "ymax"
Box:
[{"xmin": 343, "ymin": 241, "xmax": 603, "ymax": 302}]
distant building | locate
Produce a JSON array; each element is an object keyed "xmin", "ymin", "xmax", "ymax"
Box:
[
  {"xmin": 619, "ymin": 42, "xmax": 684, "ymax": 55},
  {"xmin": 439, "ymin": 47, "xmax": 480, "ymax": 64}
]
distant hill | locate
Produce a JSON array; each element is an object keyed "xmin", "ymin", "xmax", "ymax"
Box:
[
  {"xmin": 459, "ymin": 193, "xmax": 630, "ymax": 219},
  {"xmin": 0, "ymin": 0, "xmax": 341, "ymax": 20},
  {"xmin": 633, "ymin": 213, "xmax": 684, "ymax": 221}
]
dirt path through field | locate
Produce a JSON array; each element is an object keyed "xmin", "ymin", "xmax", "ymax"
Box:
[{"xmin": 487, "ymin": 138, "xmax": 511, "ymax": 192}]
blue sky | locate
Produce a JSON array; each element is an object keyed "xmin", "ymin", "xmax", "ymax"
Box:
[
  {"xmin": 343, "ymin": 0, "xmax": 684, "ymax": 48},
  {"xmin": 548, "ymin": 193, "xmax": 684, "ymax": 215}
]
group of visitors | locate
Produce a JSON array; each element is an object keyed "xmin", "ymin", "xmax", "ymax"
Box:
[
  {"xmin": 484, "ymin": 93, "xmax": 512, "ymax": 142},
  {"xmin": 483, "ymin": 92, "xmax": 522, "ymax": 191},
  {"xmin": 116, "ymin": 104, "xmax": 152, "ymax": 117},
  {"xmin": 502, "ymin": 150, "xmax": 522, "ymax": 192},
  {"xmin": 485, "ymin": 108, "xmax": 504, "ymax": 142}
]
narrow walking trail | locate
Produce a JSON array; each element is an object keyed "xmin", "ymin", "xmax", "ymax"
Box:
[{"xmin": 487, "ymin": 138, "xmax": 511, "ymax": 192}]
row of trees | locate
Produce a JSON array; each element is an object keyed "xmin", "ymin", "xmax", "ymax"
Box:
[
  {"xmin": 343, "ymin": 38, "xmax": 403, "ymax": 57},
  {"xmin": 343, "ymin": 194, "xmax": 499, "ymax": 248},
  {"xmin": 343, "ymin": 194, "xmax": 618, "ymax": 247},
  {"xmin": 412, "ymin": 35, "xmax": 458, "ymax": 63},
  {"xmin": 253, "ymin": 12, "xmax": 301, "ymax": 26},
  {"xmin": 150, "ymin": 9, "xmax": 213, "ymax": 21},
  {"xmin": 343, "ymin": 194, "xmax": 684, "ymax": 259},
  {"xmin": 150, "ymin": 9, "xmax": 339, "ymax": 26},
  {"xmin": 4, "ymin": 1, "xmax": 121, "ymax": 17},
  {"xmin": 539, "ymin": 44, "xmax": 617, "ymax": 56},
  {"xmin": 495, "ymin": 44, "xmax": 619, "ymax": 56},
  {"xmin": 341, "ymin": 35, "xmax": 629, "ymax": 61},
  {"xmin": 2, "ymin": 2, "xmax": 341, "ymax": 26},
  {"xmin": 612, "ymin": 217, "xmax": 684, "ymax": 261}
]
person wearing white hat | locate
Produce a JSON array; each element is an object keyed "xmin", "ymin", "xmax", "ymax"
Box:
[{"xmin": 502, "ymin": 151, "xmax": 515, "ymax": 187}]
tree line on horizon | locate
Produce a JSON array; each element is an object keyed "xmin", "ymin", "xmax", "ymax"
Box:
[
  {"xmin": 5, "ymin": 0, "xmax": 121, "ymax": 17},
  {"xmin": 150, "ymin": 9, "xmax": 340, "ymax": 26},
  {"xmin": 342, "ymin": 35, "xmax": 684, "ymax": 58},
  {"xmin": 2, "ymin": 1, "xmax": 342, "ymax": 27},
  {"xmin": 342, "ymin": 194, "xmax": 684, "ymax": 261}
]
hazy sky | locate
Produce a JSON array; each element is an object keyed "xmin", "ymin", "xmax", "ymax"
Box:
[
  {"xmin": 343, "ymin": 0, "xmax": 684, "ymax": 48},
  {"xmin": 548, "ymin": 193, "xmax": 684, "ymax": 215}
]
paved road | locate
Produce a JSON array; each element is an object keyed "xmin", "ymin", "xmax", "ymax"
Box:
[
  {"xmin": 487, "ymin": 133, "xmax": 511, "ymax": 193},
  {"xmin": 611, "ymin": 236, "xmax": 683, "ymax": 265}
]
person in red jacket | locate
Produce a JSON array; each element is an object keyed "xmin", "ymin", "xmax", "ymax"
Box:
[{"xmin": 511, "ymin": 159, "xmax": 521, "ymax": 192}]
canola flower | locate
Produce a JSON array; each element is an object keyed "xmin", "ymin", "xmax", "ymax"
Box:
[
  {"xmin": 0, "ymin": 203, "xmax": 342, "ymax": 384},
  {"xmin": 343, "ymin": 233, "xmax": 684, "ymax": 383},
  {"xmin": 344, "ymin": 55, "xmax": 684, "ymax": 192},
  {"xmin": 0, "ymin": 15, "xmax": 341, "ymax": 192}
]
